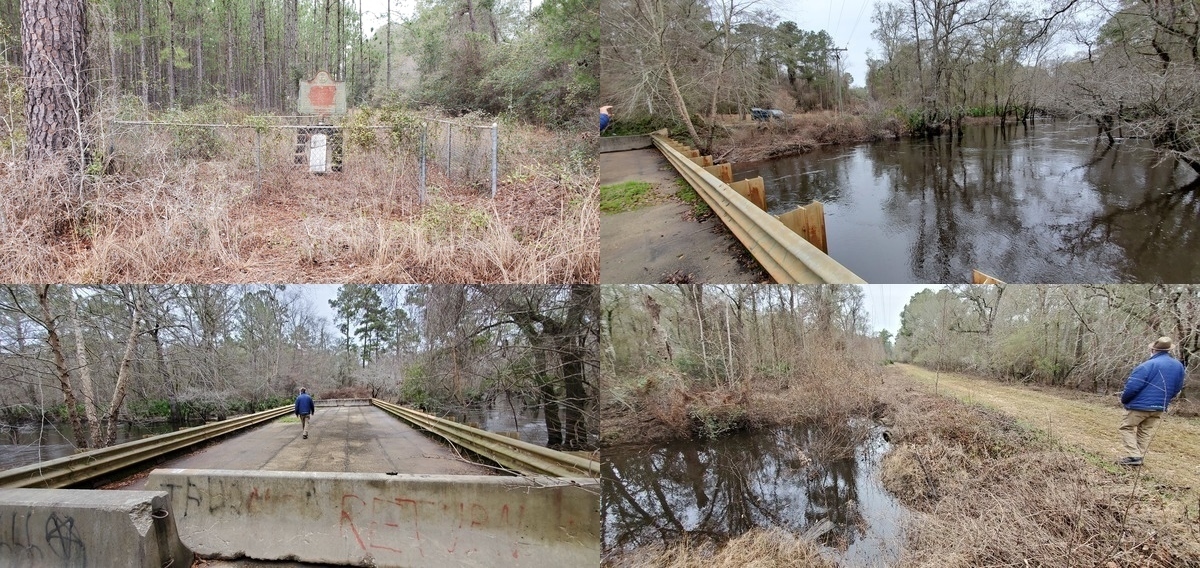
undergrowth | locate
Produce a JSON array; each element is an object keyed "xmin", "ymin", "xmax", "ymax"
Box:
[{"xmin": 0, "ymin": 102, "xmax": 597, "ymax": 283}]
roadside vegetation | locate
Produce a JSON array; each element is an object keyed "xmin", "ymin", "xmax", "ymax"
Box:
[{"xmin": 600, "ymin": 181, "xmax": 655, "ymax": 213}]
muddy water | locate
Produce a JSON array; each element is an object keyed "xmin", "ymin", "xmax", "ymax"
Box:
[
  {"xmin": 603, "ymin": 422, "xmax": 905, "ymax": 566},
  {"xmin": 0, "ymin": 421, "xmax": 182, "ymax": 470},
  {"xmin": 450, "ymin": 395, "xmax": 549, "ymax": 446},
  {"xmin": 732, "ymin": 121, "xmax": 1200, "ymax": 283}
]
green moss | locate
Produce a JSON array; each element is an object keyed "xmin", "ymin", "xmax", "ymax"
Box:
[
  {"xmin": 674, "ymin": 179, "xmax": 711, "ymax": 217},
  {"xmin": 599, "ymin": 181, "xmax": 654, "ymax": 213}
]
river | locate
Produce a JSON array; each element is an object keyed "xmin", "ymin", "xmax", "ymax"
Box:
[
  {"xmin": 603, "ymin": 421, "xmax": 906, "ymax": 566},
  {"xmin": 0, "ymin": 421, "xmax": 183, "ymax": 471},
  {"xmin": 731, "ymin": 120, "xmax": 1200, "ymax": 283}
]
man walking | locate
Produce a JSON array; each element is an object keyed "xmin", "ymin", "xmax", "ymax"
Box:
[
  {"xmin": 295, "ymin": 388, "xmax": 315, "ymax": 440},
  {"xmin": 1117, "ymin": 337, "xmax": 1185, "ymax": 466}
]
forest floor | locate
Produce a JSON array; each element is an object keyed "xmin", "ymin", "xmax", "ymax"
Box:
[
  {"xmin": 0, "ymin": 123, "xmax": 597, "ymax": 283},
  {"xmin": 895, "ymin": 363, "xmax": 1200, "ymax": 493}
]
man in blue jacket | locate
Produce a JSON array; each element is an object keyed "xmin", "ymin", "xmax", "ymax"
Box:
[
  {"xmin": 295, "ymin": 388, "xmax": 315, "ymax": 440},
  {"xmin": 600, "ymin": 106, "xmax": 613, "ymax": 133},
  {"xmin": 1117, "ymin": 337, "xmax": 1186, "ymax": 466}
]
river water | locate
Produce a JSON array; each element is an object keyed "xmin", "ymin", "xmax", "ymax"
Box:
[
  {"xmin": 732, "ymin": 121, "xmax": 1200, "ymax": 283},
  {"xmin": 0, "ymin": 421, "xmax": 181, "ymax": 471},
  {"xmin": 603, "ymin": 422, "xmax": 906, "ymax": 566}
]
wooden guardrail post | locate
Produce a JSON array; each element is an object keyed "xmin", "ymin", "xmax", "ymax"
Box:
[
  {"xmin": 972, "ymin": 269, "xmax": 1005, "ymax": 284},
  {"xmin": 776, "ymin": 201, "xmax": 828, "ymax": 254},
  {"xmin": 729, "ymin": 177, "xmax": 766, "ymax": 210},
  {"xmin": 704, "ymin": 163, "xmax": 733, "ymax": 183}
]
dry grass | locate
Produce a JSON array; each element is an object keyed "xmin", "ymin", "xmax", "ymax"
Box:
[
  {"xmin": 0, "ymin": 120, "xmax": 597, "ymax": 283},
  {"xmin": 879, "ymin": 367, "xmax": 1200, "ymax": 567},
  {"xmin": 895, "ymin": 363, "xmax": 1200, "ymax": 496},
  {"xmin": 603, "ymin": 528, "xmax": 834, "ymax": 568},
  {"xmin": 713, "ymin": 111, "xmax": 906, "ymax": 163},
  {"xmin": 600, "ymin": 348, "xmax": 882, "ymax": 447}
]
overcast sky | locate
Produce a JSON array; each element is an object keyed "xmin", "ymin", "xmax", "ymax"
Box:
[
  {"xmin": 862, "ymin": 284, "xmax": 944, "ymax": 335},
  {"xmin": 772, "ymin": 0, "xmax": 878, "ymax": 87}
]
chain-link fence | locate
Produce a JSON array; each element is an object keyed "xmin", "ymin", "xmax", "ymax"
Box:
[{"xmin": 109, "ymin": 115, "xmax": 500, "ymax": 203}]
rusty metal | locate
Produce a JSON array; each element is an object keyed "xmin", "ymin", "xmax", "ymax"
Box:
[
  {"xmin": 371, "ymin": 399, "xmax": 599, "ymax": 478},
  {"xmin": 0, "ymin": 406, "xmax": 292, "ymax": 489},
  {"xmin": 651, "ymin": 131, "xmax": 865, "ymax": 283}
]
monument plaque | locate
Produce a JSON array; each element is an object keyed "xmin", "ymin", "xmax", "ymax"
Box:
[{"xmin": 298, "ymin": 71, "xmax": 347, "ymax": 117}]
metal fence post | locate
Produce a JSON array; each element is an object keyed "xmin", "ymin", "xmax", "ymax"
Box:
[
  {"xmin": 490, "ymin": 122, "xmax": 498, "ymax": 198},
  {"xmin": 420, "ymin": 122, "xmax": 427, "ymax": 206}
]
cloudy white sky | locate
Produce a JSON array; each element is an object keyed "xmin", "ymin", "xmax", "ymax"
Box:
[
  {"xmin": 773, "ymin": 0, "xmax": 878, "ymax": 87},
  {"xmin": 862, "ymin": 284, "xmax": 944, "ymax": 335}
]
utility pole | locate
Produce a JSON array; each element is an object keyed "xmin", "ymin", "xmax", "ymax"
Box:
[
  {"xmin": 386, "ymin": 0, "xmax": 391, "ymax": 90},
  {"xmin": 831, "ymin": 47, "xmax": 848, "ymax": 114}
]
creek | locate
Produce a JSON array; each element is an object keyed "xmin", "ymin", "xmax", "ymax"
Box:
[{"xmin": 603, "ymin": 421, "xmax": 906, "ymax": 565}]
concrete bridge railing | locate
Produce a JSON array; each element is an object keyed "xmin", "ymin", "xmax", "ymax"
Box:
[{"xmin": 146, "ymin": 469, "xmax": 600, "ymax": 568}]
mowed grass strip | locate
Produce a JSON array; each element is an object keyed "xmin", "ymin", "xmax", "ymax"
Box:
[
  {"xmin": 896, "ymin": 363, "xmax": 1200, "ymax": 494},
  {"xmin": 599, "ymin": 181, "xmax": 654, "ymax": 213}
]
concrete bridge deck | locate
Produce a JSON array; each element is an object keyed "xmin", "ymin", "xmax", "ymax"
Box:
[{"xmin": 121, "ymin": 405, "xmax": 488, "ymax": 489}]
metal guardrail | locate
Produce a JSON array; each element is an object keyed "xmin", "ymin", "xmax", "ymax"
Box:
[
  {"xmin": 371, "ymin": 399, "xmax": 600, "ymax": 478},
  {"xmin": 0, "ymin": 406, "xmax": 292, "ymax": 489},
  {"xmin": 651, "ymin": 131, "xmax": 866, "ymax": 283}
]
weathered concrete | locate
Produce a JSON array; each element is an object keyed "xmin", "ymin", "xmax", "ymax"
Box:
[
  {"xmin": 601, "ymin": 148, "xmax": 759, "ymax": 283},
  {"xmin": 599, "ymin": 135, "xmax": 653, "ymax": 153},
  {"xmin": 146, "ymin": 469, "xmax": 600, "ymax": 568},
  {"xmin": 0, "ymin": 489, "xmax": 191, "ymax": 567},
  {"xmin": 120, "ymin": 405, "xmax": 489, "ymax": 481},
  {"xmin": 315, "ymin": 398, "xmax": 371, "ymax": 407}
]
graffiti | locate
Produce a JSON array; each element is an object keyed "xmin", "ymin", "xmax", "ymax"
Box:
[
  {"xmin": 161, "ymin": 480, "xmax": 202, "ymax": 517},
  {"xmin": 0, "ymin": 511, "xmax": 86, "ymax": 567},
  {"xmin": 338, "ymin": 493, "xmax": 528, "ymax": 560},
  {"xmin": 44, "ymin": 513, "xmax": 86, "ymax": 566}
]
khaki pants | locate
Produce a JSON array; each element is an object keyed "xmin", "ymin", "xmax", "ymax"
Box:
[
  {"xmin": 1119, "ymin": 409, "xmax": 1161, "ymax": 459},
  {"xmin": 300, "ymin": 414, "xmax": 310, "ymax": 436}
]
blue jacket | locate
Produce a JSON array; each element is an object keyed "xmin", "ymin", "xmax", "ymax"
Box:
[
  {"xmin": 600, "ymin": 113, "xmax": 610, "ymax": 132},
  {"xmin": 295, "ymin": 393, "xmax": 315, "ymax": 416},
  {"xmin": 1121, "ymin": 352, "xmax": 1185, "ymax": 412}
]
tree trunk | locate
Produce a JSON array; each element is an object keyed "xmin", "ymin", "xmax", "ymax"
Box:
[
  {"xmin": 22, "ymin": 0, "xmax": 89, "ymax": 164},
  {"xmin": 285, "ymin": 0, "xmax": 298, "ymax": 109},
  {"xmin": 104, "ymin": 288, "xmax": 143, "ymax": 447},
  {"xmin": 37, "ymin": 286, "xmax": 87, "ymax": 450},
  {"xmin": 166, "ymin": 0, "xmax": 176, "ymax": 108},
  {"xmin": 69, "ymin": 293, "xmax": 101, "ymax": 449}
]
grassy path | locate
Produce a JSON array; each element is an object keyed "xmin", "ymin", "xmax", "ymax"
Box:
[{"xmin": 896, "ymin": 363, "xmax": 1200, "ymax": 495}]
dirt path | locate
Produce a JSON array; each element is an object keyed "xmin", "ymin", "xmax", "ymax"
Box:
[
  {"xmin": 896, "ymin": 363, "xmax": 1200, "ymax": 494},
  {"xmin": 600, "ymin": 149, "xmax": 759, "ymax": 283}
]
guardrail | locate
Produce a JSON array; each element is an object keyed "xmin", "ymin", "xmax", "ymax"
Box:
[
  {"xmin": 0, "ymin": 405, "xmax": 292, "ymax": 489},
  {"xmin": 651, "ymin": 130, "xmax": 866, "ymax": 283},
  {"xmin": 371, "ymin": 399, "xmax": 600, "ymax": 478}
]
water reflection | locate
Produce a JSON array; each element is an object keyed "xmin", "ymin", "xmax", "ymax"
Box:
[
  {"xmin": 733, "ymin": 121, "xmax": 1200, "ymax": 282},
  {"xmin": 602, "ymin": 422, "xmax": 904, "ymax": 566},
  {"xmin": 0, "ymin": 421, "xmax": 181, "ymax": 470},
  {"xmin": 447, "ymin": 394, "xmax": 549, "ymax": 446}
]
